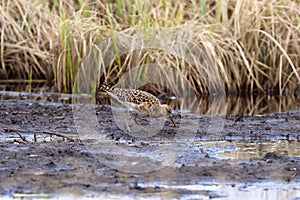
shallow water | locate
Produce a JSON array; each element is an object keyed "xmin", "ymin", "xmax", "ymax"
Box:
[
  {"xmin": 199, "ymin": 140, "xmax": 300, "ymax": 159},
  {"xmin": 135, "ymin": 182, "xmax": 300, "ymax": 200},
  {"xmin": 0, "ymin": 89, "xmax": 299, "ymax": 115},
  {"xmin": 4, "ymin": 182, "xmax": 300, "ymax": 200}
]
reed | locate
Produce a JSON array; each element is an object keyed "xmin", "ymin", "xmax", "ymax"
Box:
[{"xmin": 0, "ymin": 0, "xmax": 299, "ymax": 95}]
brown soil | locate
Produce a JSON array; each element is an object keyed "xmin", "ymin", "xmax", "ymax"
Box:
[{"xmin": 0, "ymin": 100, "xmax": 300, "ymax": 198}]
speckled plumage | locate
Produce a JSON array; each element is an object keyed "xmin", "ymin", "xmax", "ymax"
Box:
[{"xmin": 99, "ymin": 84, "xmax": 172, "ymax": 118}]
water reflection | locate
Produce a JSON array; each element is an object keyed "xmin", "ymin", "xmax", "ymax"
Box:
[
  {"xmin": 136, "ymin": 182, "xmax": 300, "ymax": 200},
  {"xmin": 7, "ymin": 182, "xmax": 300, "ymax": 200},
  {"xmin": 0, "ymin": 85, "xmax": 299, "ymax": 115},
  {"xmin": 213, "ymin": 140, "xmax": 300, "ymax": 159}
]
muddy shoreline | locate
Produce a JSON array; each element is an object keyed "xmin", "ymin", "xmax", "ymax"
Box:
[{"xmin": 0, "ymin": 100, "xmax": 300, "ymax": 198}]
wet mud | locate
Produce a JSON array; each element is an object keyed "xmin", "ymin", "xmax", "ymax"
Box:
[{"xmin": 0, "ymin": 100, "xmax": 300, "ymax": 198}]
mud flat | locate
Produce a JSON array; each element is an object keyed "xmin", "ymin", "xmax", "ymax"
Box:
[{"xmin": 0, "ymin": 100, "xmax": 300, "ymax": 199}]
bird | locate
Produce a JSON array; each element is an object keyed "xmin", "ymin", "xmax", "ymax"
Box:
[{"xmin": 99, "ymin": 84, "xmax": 176, "ymax": 127}]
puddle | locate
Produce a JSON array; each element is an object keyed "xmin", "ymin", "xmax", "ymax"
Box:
[
  {"xmin": 198, "ymin": 140, "xmax": 300, "ymax": 160},
  {"xmin": 135, "ymin": 182, "xmax": 300, "ymax": 200},
  {"xmin": 3, "ymin": 182, "xmax": 300, "ymax": 199},
  {"xmin": 218, "ymin": 140, "xmax": 300, "ymax": 159},
  {"xmin": 70, "ymin": 139, "xmax": 300, "ymax": 169}
]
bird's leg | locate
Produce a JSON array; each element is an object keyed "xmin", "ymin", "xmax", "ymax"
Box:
[
  {"xmin": 132, "ymin": 112, "xmax": 152, "ymax": 133},
  {"xmin": 133, "ymin": 112, "xmax": 142, "ymax": 126},
  {"xmin": 133, "ymin": 112, "xmax": 138, "ymax": 120},
  {"xmin": 124, "ymin": 111, "xmax": 132, "ymax": 132},
  {"xmin": 127, "ymin": 111, "xmax": 149, "ymax": 133}
]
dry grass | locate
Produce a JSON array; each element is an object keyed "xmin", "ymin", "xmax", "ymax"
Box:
[{"xmin": 0, "ymin": 0, "xmax": 299, "ymax": 95}]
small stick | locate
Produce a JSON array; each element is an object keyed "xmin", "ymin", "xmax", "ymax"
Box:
[
  {"xmin": 4, "ymin": 128, "xmax": 27, "ymax": 142},
  {"xmin": 15, "ymin": 130, "xmax": 27, "ymax": 142},
  {"xmin": 4, "ymin": 128, "xmax": 21, "ymax": 132},
  {"xmin": 43, "ymin": 131, "xmax": 75, "ymax": 141},
  {"xmin": 13, "ymin": 193, "xmax": 51, "ymax": 199},
  {"xmin": 13, "ymin": 139, "xmax": 27, "ymax": 144}
]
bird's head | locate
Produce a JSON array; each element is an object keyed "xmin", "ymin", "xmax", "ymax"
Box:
[
  {"xmin": 160, "ymin": 104, "xmax": 176, "ymax": 127},
  {"xmin": 160, "ymin": 104, "xmax": 172, "ymax": 116}
]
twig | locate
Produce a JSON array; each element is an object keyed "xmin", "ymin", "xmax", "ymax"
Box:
[
  {"xmin": 15, "ymin": 130, "xmax": 27, "ymax": 142},
  {"xmin": 4, "ymin": 128, "xmax": 76, "ymax": 142},
  {"xmin": 43, "ymin": 131, "xmax": 75, "ymax": 141},
  {"xmin": 13, "ymin": 139, "xmax": 27, "ymax": 144},
  {"xmin": 4, "ymin": 128, "xmax": 27, "ymax": 142}
]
